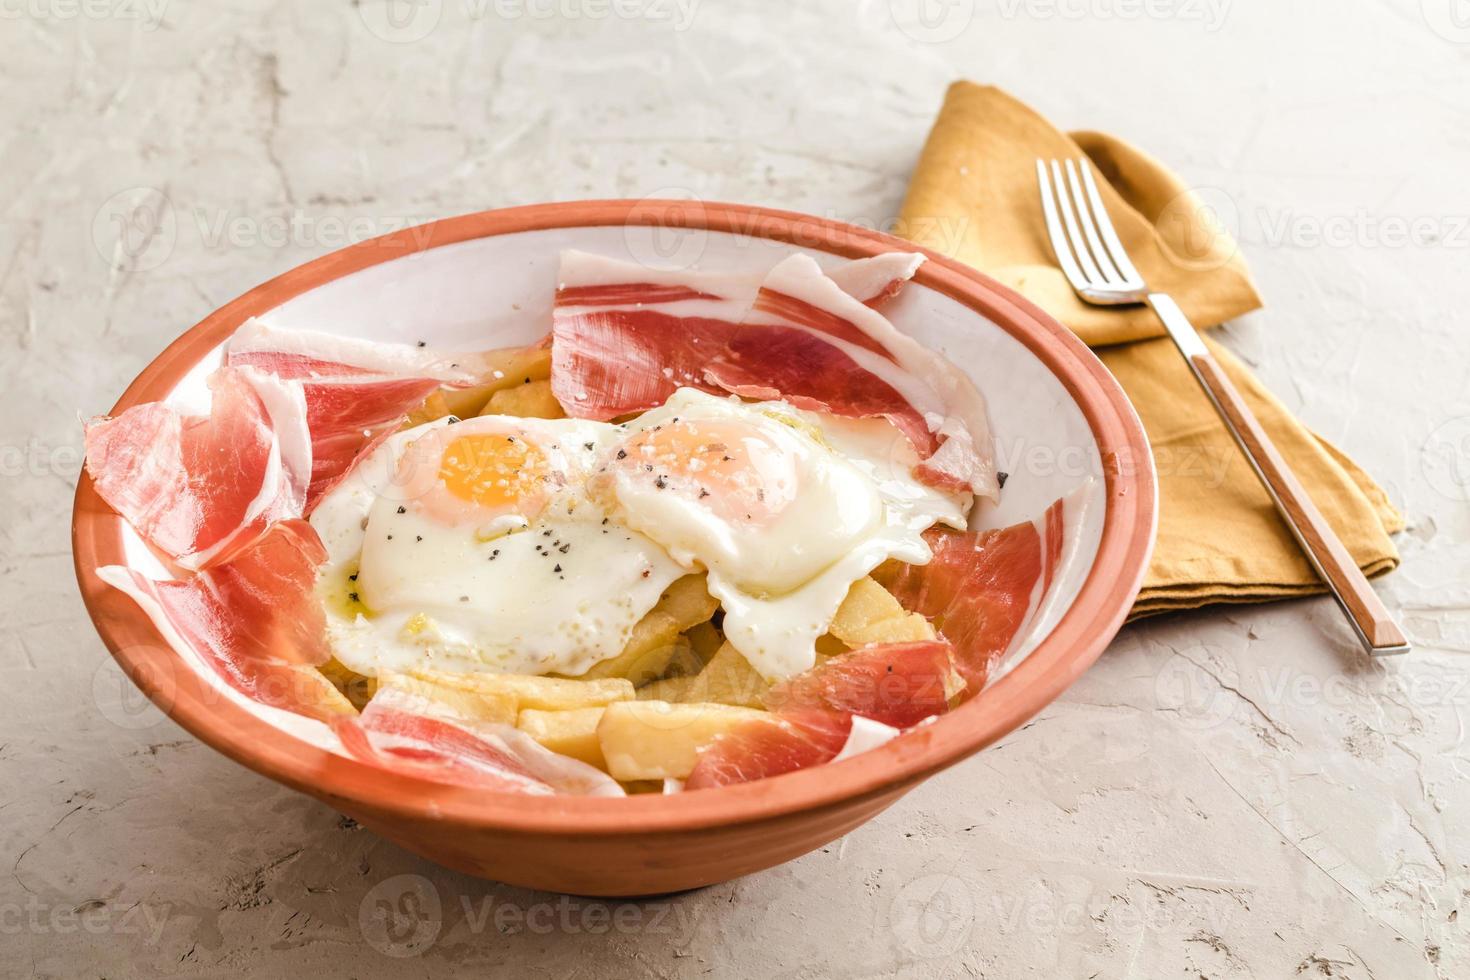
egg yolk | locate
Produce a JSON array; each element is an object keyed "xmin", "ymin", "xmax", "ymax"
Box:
[
  {"xmin": 438, "ymin": 433, "xmax": 550, "ymax": 511},
  {"xmin": 613, "ymin": 419, "xmax": 797, "ymax": 523}
]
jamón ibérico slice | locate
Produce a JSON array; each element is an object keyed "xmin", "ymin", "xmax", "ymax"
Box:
[
  {"xmin": 226, "ymin": 319, "xmax": 484, "ymax": 383},
  {"xmin": 332, "ymin": 688, "xmax": 624, "ymax": 796},
  {"xmin": 551, "ymin": 251, "xmax": 998, "ymax": 499},
  {"xmin": 225, "ymin": 320, "xmax": 482, "ymax": 510},
  {"xmin": 685, "ymin": 707, "xmax": 851, "ymax": 791},
  {"xmin": 685, "ymin": 640, "xmax": 959, "ymax": 790},
  {"xmin": 876, "ymin": 497, "xmax": 1069, "ymax": 694},
  {"xmin": 766, "ymin": 640, "xmax": 960, "ymax": 729},
  {"xmin": 84, "ymin": 367, "xmax": 311, "ymax": 570},
  {"xmin": 95, "ymin": 520, "xmax": 349, "ymax": 723}
]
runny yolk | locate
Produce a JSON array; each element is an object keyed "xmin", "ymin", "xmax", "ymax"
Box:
[
  {"xmin": 616, "ymin": 419, "xmax": 797, "ymax": 523},
  {"xmin": 438, "ymin": 433, "xmax": 549, "ymax": 512}
]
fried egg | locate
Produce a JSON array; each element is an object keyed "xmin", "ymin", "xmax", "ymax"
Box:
[
  {"xmin": 604, "ymin": 388, "xmax": 968, "ymax": 680},
  {"xmin": 310, "ymin": 414, "xmax": 686, "ymax": 677}
]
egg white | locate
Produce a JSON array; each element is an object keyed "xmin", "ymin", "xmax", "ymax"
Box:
[
  {"xmin": 310, "ymin": 415, "xmax": 686, "ymax": 677},
  {"xmin": 608, "ymin": 388, "xmax": 968, "ymax": 681}
]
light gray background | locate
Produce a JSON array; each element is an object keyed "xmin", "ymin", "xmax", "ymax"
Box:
[{"xmin": 3, "ymin": 1, "xmax": 1467, "ymax": 977}]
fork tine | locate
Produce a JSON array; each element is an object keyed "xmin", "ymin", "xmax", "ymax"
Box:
[
  {"xmin": 1063, "ymin": 160, "xmax": 1124, "ymax": 285},
  {"xmin": 1035, "ymin": 160, "xmax": 1092, "ymax": 295},
  {"xmin": 1048, "ymin": 160, "xmax": 1106, "ymax": 287},
  {"xmin": 1077, "ymin": 160, "xmax": 1145, "ymax": 287}
]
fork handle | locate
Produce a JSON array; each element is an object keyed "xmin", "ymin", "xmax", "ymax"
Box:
[{"xmin": 1147, "ymin": 293, "xmax": 1410, "ymax": 656}]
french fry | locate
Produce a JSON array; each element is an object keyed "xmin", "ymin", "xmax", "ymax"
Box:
[
  {"xmin": 578, "ymin": 575, "xmax": 719, "ymax": 684},
  {"xmin": 517, "ymin": 707, "xmax": 608, "ymax": 770},
  {"xmin": 597, "ymin": 700, "xmax": 775, "ymax": 781},
  {"xmin": 403, "ymin": 667, "xmax": 634, "ymax": 711},
  {"xmin": 639, "ymin": 642, "xmax": 771, "ymax": 708},
  {"xmin": 481, "ymin": 379, "xmax": 564, "ymax": 419},
  {"xmin": 378, "ymin": 670, "xmax": 519, "ymax": 724}
]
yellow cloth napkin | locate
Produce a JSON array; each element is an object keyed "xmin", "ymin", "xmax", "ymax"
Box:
[{"xmin": 898, "ymin": 82, "xmax": 1401, "ymax": 618}]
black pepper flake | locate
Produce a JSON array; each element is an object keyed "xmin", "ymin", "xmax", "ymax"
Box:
[
  {"xmin": 722, "ymin": 455, "xmax": 732, "ymax": 462},
  {"xmin": 397, "ymin": 506, "xmax": 406, "ymax": 514},
  {"xmin": 644, "ymin": 464, "xmax": 653, "ymax": 472},
  {"xmin": 640, "ymin": 569, "xmax": 651, "ymax": 578},
  {"xmin": 447, "ymin": 416, "xmax": 460, "ymax": 425},
  {"xmin": 523, "ymin": 376, "xmax": 531, "ymax": 384},
  {"xmin": 616, "ymin": 450, "xmax": 627, "ymax": 460},
  {"xmin": 583, "ymin": 442, "xmax": 594, "ymax": 451},
  {"xmin": 654, "ymin": 474, "xmax": 668, "ymax": 489},
  {"xmin": 601, "ymin": 517, "xmax": 609, "ymax": 525},
  {"xmin": 698, "ymin": 488, "xmax": 710, "ymax": 499},
  {"xmin": 348, "ymin": 592, "xmax": 359, "ymax": 602},
  {"xmin": 416, "ymin": 340, "xmax": 426, "ymax": 348},
  {"xmin": 996, "ymin": 471, "xmax": 1010, "ymax": 489},
  {"xmin": 348, "ymin": 573, "xmax": 358, "ymax": 581},
  {"xmin": 558, "ymin": 543, "xmax": 570, "ymax": 553},
  {"xmin": 386, "ymin": 534, "xmax": 393, "ymax": 540},
  {"xmin": 459, "ymin": 595, "xmax": 469, "ymax": 602},
  {"xmin": 415, "ymin": 535, "xmax": 423, "ymax": 542},
  {"xmin": 553, "ymin": 563, "xmax": 562, "ymax": 573},
  {"xmin": 542, "ymin": 529, "xmax": 552, "ymax": 536}
]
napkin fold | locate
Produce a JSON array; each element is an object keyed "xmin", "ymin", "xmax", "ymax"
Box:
[{"xmin": 899, "ymin": 83, "xmax": 1401, "ymax": 618}]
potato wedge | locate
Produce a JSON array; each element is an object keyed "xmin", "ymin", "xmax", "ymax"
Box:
[
  {"xmin": 851, "ymin": 612, "xmax": 937, "ymax": 645},
  {"xmin": 482, "ymin": 379, "xmax": 564, "ymax": 419},
  {"xmin": 378, "ymin": 670, "xmax": 519, "ymax": 724},
  {"xmin": 685, "ymin": 620, "xmax": 724, "ymax": 664},
  {"xmin": 403, "ymin": 667, "xmax": 634, "ymax": 712},
  {"xmin": 578, "ymin": 575, "xmax": 719, "ymax": 684},
  {"xmin": 517, "ymin": 707, "xmax": 607, "ymax": 770},
  {"xmin": 318, "ymin": 657, "xmax": 376, "ymax": 710},
  {"xmin": 828, "ymin": 577, "xmax": 908, "ymax": 646},
  {"xmin": 402, "ymin": 389, "xmax": 454, "ymax": 427},
  {"xmin": 597, "ymin": 700, "xmax": 774, "ymax": 781},
  {"xmin": 638, "ymin": 642, "xmax": 771, "ymax": 709}
]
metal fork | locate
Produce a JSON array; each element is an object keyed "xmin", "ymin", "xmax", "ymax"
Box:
[{"xmin": 1037, "ymin": 158, "xmax": 1410, "ymax": 656}]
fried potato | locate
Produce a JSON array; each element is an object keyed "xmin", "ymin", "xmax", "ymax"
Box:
[
  {"xmin": 638, "ymin": 642, "xmax": 771, "ymax": 709},
  {"xmin": 403, "ymin": 667, "xmax": 634, "ymax": 712},
  {"xmin": 597, "ymin": 700, "xmax": 774, "ymax": 781},
  {"xmin": 684, "ymin": 620, "xmax": 725, "ymax": 664},
  {"xmin": 481, "ymin": 379, "xmax": 564, "ymax": 419},
  {"xmin": 403, "ymin": 389, "xmax": 455, "ymax": 427},
  {"xmin": 578, "ymin": 575, "xmax": 719, "ymax": 685},
  {"xmin": 318, "ymin": 657, "xmax": 376, "ymax": 711},
  {"xmin": 853, "ymin": 612, "xmax": 937, "ymax": 645},
  {"xmin": 298, "ymin": 665, "xmax": 359, "ymax": 716},
  {"xmin": 829, "ymin": 577, "xmax": 911, "ymax": 647},
  {"xmin": 379, "ymin": 670, "xmax": 518, "ymax": 724},
  {"xmin": 517, "ymin": 707, "xmax": 607, "ymax": 770}
]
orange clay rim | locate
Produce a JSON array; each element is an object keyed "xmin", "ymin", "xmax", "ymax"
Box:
[{"xmin": 73, "ymin": 199, "xmax": 1156, "ymax": 835}]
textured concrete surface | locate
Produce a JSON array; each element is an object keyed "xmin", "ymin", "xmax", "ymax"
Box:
[{"xmin": 3, "ymin": 1, "xmax": 1468, "ymax": 977}]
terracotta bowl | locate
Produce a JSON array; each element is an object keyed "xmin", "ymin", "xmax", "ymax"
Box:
[{"xmin": 73, "ymin": 200, "xmax": 1156, "ymax": 896}]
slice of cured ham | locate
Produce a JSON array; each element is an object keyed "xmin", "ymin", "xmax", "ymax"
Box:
[
  {"xmin": 332, "ymin": 687, "xmax": 624, "ymax": 796},
  {"xmin": 95, "ymin": 520, "xmax": 350, "ymax": 723},
  {"xmin": 551, "ymin": 250, "xmax": 998, "ymax": 500},
  {"xmin": 225, "ymin": 321, "xmax": 478, "ymax": 510},
  {"xmin": 84, "ymin": 367, "xmax": 311, "ymax": 570},
  {"xmin": 876, "ymin": 495, "xmax": 1070, "ymax": 695},
  {"xmin": 685, "ymin": 640, "xmax": 957, "ymax": 790},
  {"xmin": 226, "ymin": 319, "xmax": 486, "ymax": 384}
]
